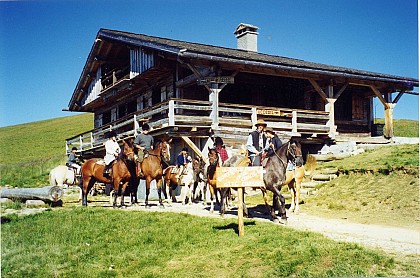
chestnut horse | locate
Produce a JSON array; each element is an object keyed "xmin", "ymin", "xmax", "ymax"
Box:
[
  {"xmin": 138, "ymin": 139, "xmax": 170, "ymax": 207},
  {"xmin": 261, "ymin": 138, "xmax": 303, "ymax": 223},
  {"xmin": 80, "ymin": 139, "xmax": 135, "ymax": 207},
  {"xmin": 206, "ymin": 148, "xmax": 222, "ymax": 213}
]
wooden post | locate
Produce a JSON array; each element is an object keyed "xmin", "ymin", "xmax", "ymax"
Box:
[
  {"xmin": 237, "ymin": 187, "xmax": 245, "ymax": 237},
  {"xmin": 326, "ymin": 98, "xmax": 337, "ymax": 139},
  {"xmin": 216, "ymin": 167, "xmax": 265, "ymax": 237},
  {"xmin": 209, "ymin": 88, "xmax": 221, "ymax": 129},
  {"xmin": 384, "ymin": 103, "xmax": 395, "ymax": 139},
  {"xmin": 292, "ymin": 111, "xmax": 298, "ymax": 133},
  {"xmin": 168, "ymin": 100, "xmax": 175, "ymax": 126}
]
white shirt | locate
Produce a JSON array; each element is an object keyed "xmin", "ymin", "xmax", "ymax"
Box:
[{"xmin": 104, "ymin": 139, "xmax": 120, "ymax": 165}]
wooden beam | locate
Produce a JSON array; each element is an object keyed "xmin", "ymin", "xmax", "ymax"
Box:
[
  {"xmin": 181, "ymin": 136, "xmax": 204, "ymax": 159},
  {"xmin": 308, "ymin": 79, "xmax": 328, "ymax": 102},
  {"xmin": 334, "ymin": 82, "xmax": 349, "ymax": 100},
  {"xmin": 393, "ymin": 91, "xmax": 404, "ymax": 104},
  {"xmin": 369, "ymin": 85, "xmax": 390, "ymax": 109}
]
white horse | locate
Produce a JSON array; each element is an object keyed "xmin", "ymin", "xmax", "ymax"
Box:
[
  {"xmin": 49, "ymin": 165, "xmax": 82, "ymax": 200},
  {"xmin": 49, "ymin": 165, "xmax": 79, "ymax": 188},
  {"xmin": 179, "ymin": 162, "xmax": 195, "ymax": 205}
]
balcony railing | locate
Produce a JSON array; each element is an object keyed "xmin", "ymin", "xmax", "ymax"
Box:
[{"xmin": 66, "ymin": 98, "xmax": 332, "ymax": 154}]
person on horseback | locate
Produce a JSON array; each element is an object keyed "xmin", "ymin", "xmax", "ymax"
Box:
[
  {"xmin": 67, "ymin": 147, "xmax": 81, "ymax": 175},
  {"xmin": 246, "ymin": 119, "xmax": 268, "ymax": 166},
  {"xmin": 103, "ymin": 131, "xmax": 121, "ymax": 177},
  {"xmin": 214, "ymin": 137, "xmax": 229, "ymax": 165},
  {"xmin": 134, "ymin": 123, "xmax": 154, "ymax": 177},
  {"xmin": 176, "ymin": 147, "xmax": 191, "ymax": 178},
  {"xmin": 261, "ymin": 129, "xmax": 283, "ymax": 167}
]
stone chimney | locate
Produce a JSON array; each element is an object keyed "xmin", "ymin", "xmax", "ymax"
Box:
[{"xmin": 234, "ymin": 23, "xmax": 259, "ymax": 52}]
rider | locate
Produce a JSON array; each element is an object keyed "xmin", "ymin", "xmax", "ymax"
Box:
[
  {"xmin": 176, "ymin": 147, "xmax": 192, "ymax": 178},
  {"xmin": 262, "ymin": 129, "xmax": 283, "ymax": 167},
  {"xmin": 67, "ymin": 147, "xmax": 81, "ymax": 175},
  {"xmin": 134, "ymin": 123, "xmax": 154, "ymax": 177},
  {"xmin": 214, "ymin": 137, "xmax": 229, "ymax": 165},
  {"xmin": 245, "ymin": 119, "xmax": 268, "ymax": 166},
  {"xmin": 103, "ymin": 131, "xmax": 121, "ymax": 177}
]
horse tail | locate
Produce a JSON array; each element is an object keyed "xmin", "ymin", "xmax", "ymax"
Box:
[{"xmin": 304, "ymin": 154, "xmax": 317, "ymax": 177}]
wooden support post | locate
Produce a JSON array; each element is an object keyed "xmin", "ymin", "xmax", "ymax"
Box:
[
  {"xmin": 326, "ymin": 98, "xmax": 337, "ymax": 138},
  {"xmin": 384, "ymin": 103, "xmax": 396, "ymax": 139},
  {"xmin": 168, "ymin": 100, "xmax": 175, "ymax": 126},
  {"xmin": 209, "ymin": 88, "xmax": 221, "ymax": 129},
  {"xmin": 292, "ymin": 111, "xmax": 298, "ymax": 133},
  {"xmin": 237, "ymin": 187, "xmax": 244, "ymax": 237},
  {"xmin": 251, "ymin": 107, "xmax": 257, "ymax": 126}
]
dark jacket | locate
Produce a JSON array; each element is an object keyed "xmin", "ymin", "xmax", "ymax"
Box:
[{"xmin": 266, "ymin": 135, "xmax": 282, "ymax": 157}]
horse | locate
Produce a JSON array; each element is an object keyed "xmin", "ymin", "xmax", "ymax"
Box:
[
  {"xmin": 50, "ymin": 164, "xmax": 83, "ymax": 201},
  {"xmin": 206, "ymin": 147, "xmax": 222, "ymax": 213},
  {"xmin": 192, "ymin": 157, "xmax": 206, "ymax": 204},
  {"xmin": 137, "ymin": 139, "xmax": 171, "ymax": 207},
  {"xmin": 80, "ymin": 139, "xmax": 135, "ymax": 207},
  {"xmin": 162, "ymin": 166, "xmax": 179, "ymax": 204},
  {"xmin": 49, "ymin": 165, "xmax": 79, "ymax": 188},
  {"xmin": 261, "ymin": 138, "xmax": 303, "ymax": 223},
  {"xmin": 284, "ymin": 154, "xmax": 316, "ymax": 214},
  {"xmin": 178, "ymin": 162, "xmax": 195, "ymax": 205}
]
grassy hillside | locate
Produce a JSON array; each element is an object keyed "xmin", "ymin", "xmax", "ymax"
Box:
[
  {"xmin": 375, "ymin": 118, "xmax": 419, "ymax": 137},
  {"xmin": 0, "ymin": 113, "xmax": 93, "ymax": 187}
]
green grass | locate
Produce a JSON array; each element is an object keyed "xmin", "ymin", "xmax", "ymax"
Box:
[
  {"xmin": 375, "ymin": 118, "xmax": 419, "ymax": 137},
  {"xmin": 0, "ymin": 113, "xmax": 92, "ymax": 187},
  {"xmin": 2, "ymin": 208, "xmax": 416, "ymax": 278}
]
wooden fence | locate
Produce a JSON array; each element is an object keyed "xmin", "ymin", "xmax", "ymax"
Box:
[{"xmin": 65, "ymin": 98, "xmax": 332, "ymax": 154}]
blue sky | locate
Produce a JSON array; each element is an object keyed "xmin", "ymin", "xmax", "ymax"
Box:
[{"xmin": 0, "ymin": 0, "xmax": 418, "ymax": 127}]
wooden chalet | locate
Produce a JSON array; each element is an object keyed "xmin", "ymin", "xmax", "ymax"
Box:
[{"xmin": 66, "ymin": 24, "xmax": 418, "ymax": 159}]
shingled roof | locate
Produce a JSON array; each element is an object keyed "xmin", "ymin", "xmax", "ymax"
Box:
[{"xmin": 98, "ymin": 28, "xmax": 418, "ymax": 85}]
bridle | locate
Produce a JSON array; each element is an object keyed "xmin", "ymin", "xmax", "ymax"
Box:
[{"xmin": 272, "ymin": 141, "xmax": 299, "ymax": 168}]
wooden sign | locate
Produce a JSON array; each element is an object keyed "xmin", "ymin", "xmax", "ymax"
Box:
[
  {"xmin": 198, "ymin": 76, "xmax": 234, "ymax": 85},
  {"xmin": 257, "ymin": 109, "xmax": 284, "ymax": 117},
  {"xmin": 216, "ymin": 166, "xmax": 264, "ymax": 188}
]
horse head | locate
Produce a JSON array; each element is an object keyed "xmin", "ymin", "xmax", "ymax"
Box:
[
  {"xmin": 287, "ymin": 138, "xmax": 303, "ymax": 167},
  {"xmin": 155, "ymin": 139, "xmax": 171, "ymax": 163},
  {"xmin": 207, "ymin": 147, "xmax": 219, "ymax": 166},
  {"xmin": 122, "ymin": 139, "xmax": 135, "ymax": 161}
]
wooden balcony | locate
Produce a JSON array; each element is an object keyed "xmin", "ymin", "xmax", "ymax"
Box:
[{"xmin": 66, "ymin": 98, "xmax": 333, "ymax": 155}]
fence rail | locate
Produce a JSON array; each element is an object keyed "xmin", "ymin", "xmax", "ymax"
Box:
[{"xmin": 66, "ymin": 98, "xmax": 333, "ymax": 154}]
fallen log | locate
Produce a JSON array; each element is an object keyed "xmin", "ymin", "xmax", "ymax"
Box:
[{"xmin": 0, "ymin": 186, "xmax": 63, "ymax": 202}]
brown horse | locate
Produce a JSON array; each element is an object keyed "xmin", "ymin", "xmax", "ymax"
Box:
[
  {"xmin": 80, "ymin": 139, "xmax": 135, "ymax": 207},
  {"xmin": 162, "ymin": 166, "xmax": 179, "ymax": 204},
  {"xmin": 261, "ymin": 138, "xmax": 303, "ymax": 223},
  {"xmin": 206, "ymin": 148, "xmax": 222, "ymax": 213},
  {"xmin": 138, "ymin": 139, "xmax": 170, "ymax": 207}
]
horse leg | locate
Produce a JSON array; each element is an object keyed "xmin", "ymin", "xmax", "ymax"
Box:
[
  {"xmin": 145, "ymin": 178, "xmax": 151, "ymax": 207},
  {"xmin": 288, "ymin": 180, "xmax": 297, "ymax": 213},
  {"xmin": 208, "ymin": 183, "xmax": 215, "ymax": 213},
  {"xmin": 219, "ymin": 188, "xmax": 227, "ymax": 216},
  {"xmin": 271, "ymin": 186, "xmax": 287, "ymax": 223},
  {"xmin": 113, "ymin": 179, "xmax": 120, "ymax": 208},
  {"xmin": 120, "ymin": 181, "xmax": 130, "ymax": 207},
  {"xmin": 261, "ymin": 188, "xmax": 278, "ymax": 222},
  {"xmin": 156, "ymin": 178, "xmax": 164, "ymax": 208}
]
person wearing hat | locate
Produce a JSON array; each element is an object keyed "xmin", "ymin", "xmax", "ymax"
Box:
[
  {"xmin": 214, "ymin": 137, "xmax": 229, "ymax": 164},
  {"xmin": 176, "ymin": 147, "xmax": 192, "ymax": 177},
  {"xmin": 103, "ymin": 131, "xmax": 121, "ymax": 177},
  {"xmin": 67, "ymin": 146, "xmax": 81, "ymax": 174},
  {"xmin": 246, "ymin": 119, "xmax": 268, "ymax": 166}
]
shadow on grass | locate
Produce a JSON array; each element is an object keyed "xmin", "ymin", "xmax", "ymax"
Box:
[{"xmin": 213, "ymin": 221, "xmax": 257, "ymax": 235}]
